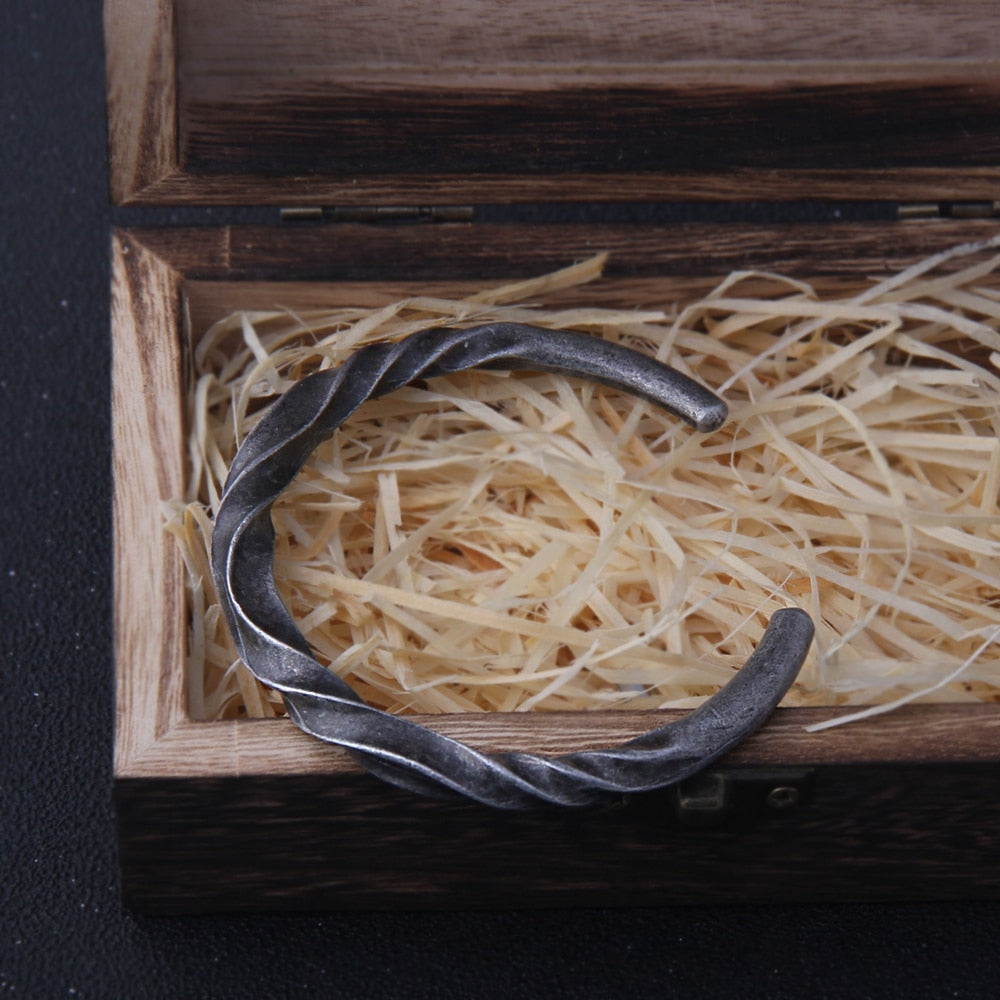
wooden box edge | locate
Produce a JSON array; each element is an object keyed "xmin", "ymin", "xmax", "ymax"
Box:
[{"xmin": 104, "ymin": 0, "xmax": 1000, "ymax": 206}]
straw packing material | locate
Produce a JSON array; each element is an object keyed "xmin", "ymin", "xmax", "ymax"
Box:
[{"xmin": 165, "ymin": 241, "xmax": 1000, "ymax": 725}]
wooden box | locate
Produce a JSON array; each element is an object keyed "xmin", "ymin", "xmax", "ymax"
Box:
[{"xmin": 108, "ymin": 0, "xmax": 1000, "ymax": 912}]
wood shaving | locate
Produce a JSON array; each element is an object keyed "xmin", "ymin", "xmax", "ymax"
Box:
[{"xmin": 165, "ymin": 241, "xmax": 1000, "ymax": 725}]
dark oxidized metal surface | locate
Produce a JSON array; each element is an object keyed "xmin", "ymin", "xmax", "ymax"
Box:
[{"xmin": 211, "ymin": 323, "xmax": 814, "ymax": 808}]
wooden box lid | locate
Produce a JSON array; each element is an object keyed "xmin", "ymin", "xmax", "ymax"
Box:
[{"xmin": 106, "ymin": 0, "xmax": 1000, "ymax": 206}]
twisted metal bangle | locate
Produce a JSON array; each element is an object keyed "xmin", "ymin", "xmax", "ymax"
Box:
[{"xmin": 211, "ymin": 323, "xmax": 814, "ymax": 809}]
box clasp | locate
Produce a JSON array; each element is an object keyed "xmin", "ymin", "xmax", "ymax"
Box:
[{"xmin": 670, "ymin": 767, "xmax": 814, "ymax": 829}]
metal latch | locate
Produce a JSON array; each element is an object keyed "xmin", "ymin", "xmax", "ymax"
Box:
[{"xmin": 671, "ymin": 767, "xmax": 814, "ymax": 828}]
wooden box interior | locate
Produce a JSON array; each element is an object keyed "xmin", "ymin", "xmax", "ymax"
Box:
[{"xmin": 113, "ymin": 219, "xmax": 1000, "ymax": 911}]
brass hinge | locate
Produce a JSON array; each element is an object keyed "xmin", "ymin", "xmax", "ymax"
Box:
[
  {"xmin": 897, "ymin": 200, "xmax": 1000, "ymax": 220},
  {"xmin": 280, "ymin": 206, "xmax": 474, "ymax": 224}
]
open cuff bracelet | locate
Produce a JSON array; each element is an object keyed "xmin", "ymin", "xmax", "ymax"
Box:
[{"xmin": 211, "ymin": 323, "xmax": 814, "ymax": 809}]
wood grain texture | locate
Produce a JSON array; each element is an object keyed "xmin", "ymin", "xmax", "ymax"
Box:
[
  {"xmin": 112, "ymin": 221, "xmax": 1000, "ymax": 908},
  {"xmin": 178, "ymin": 79, "xmax": 1000, "ymax": 177},
  {"xmin": 176, "ymin": 0, "xmax": 1000, "ymax": 79},
  {"xmin": 111, "ymin": 232, "xmax": 188, "ymax": 769},
  {"xmin": 104, "ymin": 0, "xmax": 178, "ymax": 203},
  {"xmin": 118, "ymin": 704, "xmax": 1000, "ymax": 781},
  {"xmin": 122, "ymin": 168, "xmax": 1000, "ymax": 206},
  {"xmin": 117, "ymin": 763, "xmax": 1000, "ymax": 911},
  {"xmin": 104, "ymin": 0, "xmax": 1000, "ymax": 204},
  {"xmin": 127, "ymin": 218, "xmax": 1000, "ymax": 283}
]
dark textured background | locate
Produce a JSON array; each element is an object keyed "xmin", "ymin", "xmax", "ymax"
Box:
[{"xmin": 2, "ymin": 1, "xmax": 1000, "ymax": 996}]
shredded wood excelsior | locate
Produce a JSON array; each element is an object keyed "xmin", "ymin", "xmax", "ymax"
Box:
[{"xmin": 165, "ymin": 241, "xmax": 1000, "ymax": 727}]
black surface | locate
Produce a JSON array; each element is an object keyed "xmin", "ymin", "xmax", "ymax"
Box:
[{"xmin": 2, "ymin": 1, "xmax": 1000, "ymax": 997}]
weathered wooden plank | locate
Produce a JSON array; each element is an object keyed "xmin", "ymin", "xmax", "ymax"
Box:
[
  {"xmin": 111, "ymin": 232, "xmax": 189, "ymax": 770},
  {"xmin": 117, "ymin": 763, "xmax": 1000, "ymax": 911},
  {"xmin": 119, "ymin": 169, "xmax": 1000, "ymax": 206},
  {"xmin": 124, "ymin": 218, "xmax": 1000, "ymax": 283},
  {"xmin": 176, "ymin": 0, "xmax": 1000, "ymax": 80},
  {"xmin": 178, "ymin": 79, "xmax": 1000, "ymax": 177},
  {"xmin": 104, "ymin": 0, "xmax": 178, "ymax": 203},
  {"xmin": 116, "ymin": 703, "xmax": 1000, "ymax": 781}
]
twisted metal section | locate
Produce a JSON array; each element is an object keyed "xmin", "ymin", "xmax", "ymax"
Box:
[{"xmin": 212, "ymin": 323, "xmax": 813, "ymax": 808}]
